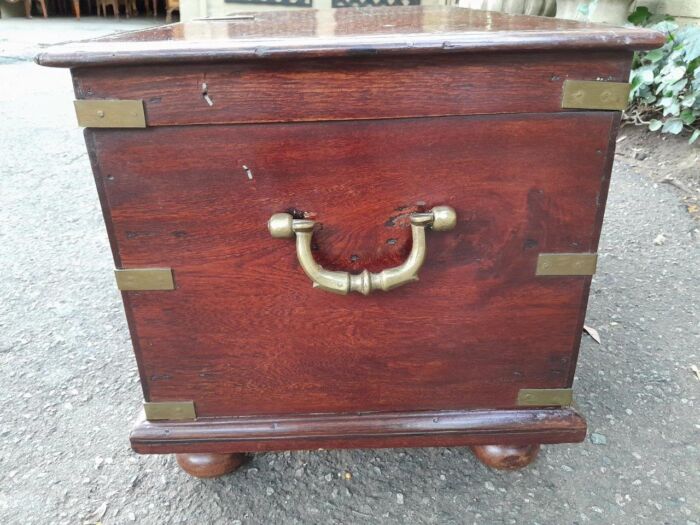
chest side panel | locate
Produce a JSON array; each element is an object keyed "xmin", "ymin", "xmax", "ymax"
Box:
[{"xmin": 89, "ymin": 112, "xmax": 615, "ymax": 417}]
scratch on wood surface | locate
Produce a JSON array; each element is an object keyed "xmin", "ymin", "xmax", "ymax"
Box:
[{"xmin": 201, "ymin": 82, "xmax": 214, "ymax": 106}]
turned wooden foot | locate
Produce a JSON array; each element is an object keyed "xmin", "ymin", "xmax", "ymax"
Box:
[
  {"xmin": 470, "ymin": 444, "xmax": 540, "ymax": 470},
  {"xmin": 175, "ymin": 452, "xmax": 247, "ymax": 478}
]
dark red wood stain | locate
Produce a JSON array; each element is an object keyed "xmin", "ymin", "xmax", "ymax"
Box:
[
  {"xmin": 90, "ymin": 112, "xmax": 613, "ymax": 418},
  {"xmin": 71, "ymin": 52, "xmax": 632, "ymax": 126},
  {"xmin": 39, "ymin": 7, "xmax": 664, "ymax": 466},
  {"xmin": 36, "ymin": 6, "xmax": 664, "ymax": 67},
  {"xmin": 130, "ymin": 408, "xmax": 587, "ymax": 454}
]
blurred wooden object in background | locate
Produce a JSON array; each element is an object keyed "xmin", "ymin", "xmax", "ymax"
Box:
[{"xmin": 165, "ymin": 0, "xmax": 178, "ymax": 22}]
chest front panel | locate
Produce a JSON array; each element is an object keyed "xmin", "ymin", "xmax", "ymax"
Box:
[{"xmin": 89, "ymin": 111, "xmax": 614, "ymax": 417}]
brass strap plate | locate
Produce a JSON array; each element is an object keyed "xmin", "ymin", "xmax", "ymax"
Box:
[
  {"xmin": 517, "ymin": 388, "xmax": 573, "ymax": 407},
  {"xmin": 536, "ymin": 253, "xmax": 597, "ymax": 276},
  {"xmin": 561, "ymin": 80, "xmax": 630, "ymax": 111},
  {"xmin": 143, "ymin": 401, "xmax": 196, "ymax": 421},
  {"xmin": 74, "ymin": 99, "xmax": 146, "ymax": 128},
  {"xmin": 115, "ymin": 268, "xmax": 174, "ymax": 291}
]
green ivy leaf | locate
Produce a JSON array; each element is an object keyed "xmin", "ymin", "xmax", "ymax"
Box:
[
  {"xmin": 638, "ymin": 67, "xmax": 655, "ymax": 84},
  {"xmin": 690, "ymin": 129, "xmax": 700, "ymax": 144},
  {"xmin": 679, "ymin": 27, "xmax": 700, "ymax": 62},
  {"xmin": 688, "ymin": 57, "xmax": 700, "ymax": 76},
  {"xmin": 644, "ymin": 48, "xmax": 665, "ymax": 63},
  {"xmin": 662, "ymin": 118, "xmax": 684, "ymax": 134},
  {"xmin": 628, "ymin": 6, "xmax": 652, "ymax": 26},
  {"xmin": 648, "ymin": 119, "xmax": 663, "ymax": 131},
  {"xmin": 664, "ymin": 102, "xmax": 681, "ymax": 116},
  {"xmin": 651, "ymin": 21, "xmax": 679, "ymax": 35},
  {"xmin": 681, "ymin": 109, "xmax": 696, "ymax": 125},
  {"xmin": 669, "ymin": 79, "xmax": 688, "ymax": 93},
  {"xmin": 682, "ymin": 94, "xmax": 696, "ymax": 107},
  {"xmin": 667, "ymin": 65, "xmax": 687, "ymax": 82},
  {"xmin": 629, "ymin": 76, "xmax": 643, "ymax": 100}
]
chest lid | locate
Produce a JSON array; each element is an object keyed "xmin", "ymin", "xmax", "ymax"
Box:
[{"xmin": 36, "ymin": 6, "xmax": 663, "ymax": 68}]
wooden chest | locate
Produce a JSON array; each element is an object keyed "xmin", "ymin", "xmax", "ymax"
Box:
[{"xmin": 38, "ymin": 7, "xmax": 662, "ymax": 477}]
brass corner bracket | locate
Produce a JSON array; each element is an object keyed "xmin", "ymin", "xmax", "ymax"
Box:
[
  {"xmin": 517, "ymin": 388, "xmax": 573, "ymax": 407},
  {"xmin": 143, "ymin": 401, "xmax": 196, "ymax": 421},
  {"xmin": 74, "ymin": 99, "xmax": 146, "ymax": 128},
  {"xmin": 114, "ymin": 268, "xmax": 174, "ymax": 291},
  {"xmin": 561, "ymin": 80, "xmax": 630, "ymax": 111},
  {"xmin": 536, "ymin": 253, "xmax": 597, "ymax": 276}
]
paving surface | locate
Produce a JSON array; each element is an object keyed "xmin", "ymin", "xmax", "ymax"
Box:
[
  {"xmin": 0, "ymin": 18, "xmax": 159, "ymax": 63},
  {"xmin": 0, "ymin": 19, "xmax": 698, "ymax": 525}
]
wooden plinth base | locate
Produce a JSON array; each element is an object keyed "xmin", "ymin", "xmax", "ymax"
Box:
[
  {"xmin": 176, "ymin": 452, "xmax": 247, "ymax": 478},
  {"xmin": 131, "ymin": 407, "xmax": 585, "ymax": 455},
  {"xmin": 142, "ymin": 409, "xmax": 571, "ymax": 477},
  {"xmin": 470, "ymin": 444, "xmax": 540, "ymax": 470}
]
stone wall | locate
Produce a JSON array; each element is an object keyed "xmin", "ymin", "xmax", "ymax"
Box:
[{"xmin": 639, "ymin": 0, "xmax": 700, "ymax": 25}]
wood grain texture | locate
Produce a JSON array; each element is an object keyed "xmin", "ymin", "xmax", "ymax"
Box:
[
  {"xmin": 130, "ymin": 407, "xmax": 586, "ymax": 454},
  {"xmin": 84, "ymin": 130, "xmax": 152, "ymax": 400},
  {"xmin": 89, "ymin": 111, "xmax": 614, "ymax": 418},
  {"xmin": 567, "ymin": 112, "xmax": 621, "ymax": 384},
  {"xmin": 71, "ymin": 52, "xmax": 632, "ymax": 126},
  {"xmin": 35, "ymin": 6, "xmax": 664, "ymax": 67},
  {"xmin": 42, "ymin": 5, "xmax": 647, "ymax": 459}
]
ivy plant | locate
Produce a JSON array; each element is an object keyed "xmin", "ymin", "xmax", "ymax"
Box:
[{"xmin": 627, "ymin": 10, "xmax": 700, "ymax": 144}]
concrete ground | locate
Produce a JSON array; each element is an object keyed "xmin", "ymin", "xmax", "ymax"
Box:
[
  {"xmin": 1, "ymin": 19, "xmax": 698, "ymax": 525},
  {"xmin": 0, "ymin": 17, "xmax": 160, "ymax": 63}
]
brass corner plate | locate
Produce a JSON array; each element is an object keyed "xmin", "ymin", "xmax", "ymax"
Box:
[
  {"xmin": 517, "ymin": 388, "xmax": 573, "ymax": 407},
  {"xmin": 561, "ymin": 80, "xmax": 630, "ymax": 111},
  {"xmin": 114, "ymin": 268, "xmax": 174, "ymax": 291},
  {"xmin": 74, "ymin": 99, "xmax": 146, "ymax": 128},
  {"xmin": 536, "ymin": 253, "xmax": 597, "ymax": 276},
  {"xmin": 143, "ymin": 401, "xmax": 196, "ymax": 421}
]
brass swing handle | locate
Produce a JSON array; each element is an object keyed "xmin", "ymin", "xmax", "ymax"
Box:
[{"xmin": 268, "ymin": 206, "xmax": 457, "ymax": 296}]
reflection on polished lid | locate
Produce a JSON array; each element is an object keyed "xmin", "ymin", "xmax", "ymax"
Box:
[{"xmin": 36, "ymin": 6, "xmax": 665, "ymax": 68}]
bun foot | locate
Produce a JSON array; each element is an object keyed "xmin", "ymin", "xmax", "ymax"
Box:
[
  {"xmin": 175, "ymin": 452, "xmax": 248, "ymax": 478},
  {"xmin": 470, "ymin": 444, "xmax": 540, "ymax": 470}
]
